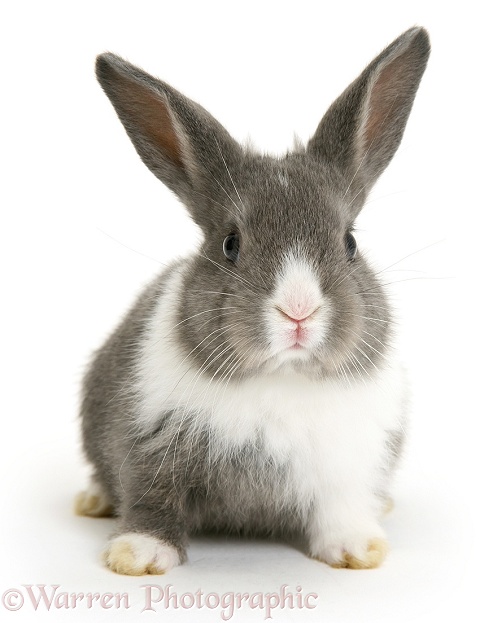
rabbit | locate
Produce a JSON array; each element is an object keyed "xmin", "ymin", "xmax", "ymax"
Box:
[{"xmin": 75, "ymin": 27, "xmax": 430, "ymax": 575}]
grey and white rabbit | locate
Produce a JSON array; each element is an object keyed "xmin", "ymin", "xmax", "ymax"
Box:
[{"xmin": 76, "ymin": 27, "xmax": 430, "ymax": 575}]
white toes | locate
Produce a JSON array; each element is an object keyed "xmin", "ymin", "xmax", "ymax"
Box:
[
  {"xmin": 74, "ymin": 482, "xmax": 113, "ymax": 517},
  {"xmin": 104, "ymin": 533, "xmax": 181, "ymax": 576},
  {"xmin": 327, "ymin": 537, "xmax": 388, "ymax": 569}
]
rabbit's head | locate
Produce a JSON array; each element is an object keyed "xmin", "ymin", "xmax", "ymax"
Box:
[{"xmin": 96, "ymin": 27, "xmax": 430, "ymax": 380}]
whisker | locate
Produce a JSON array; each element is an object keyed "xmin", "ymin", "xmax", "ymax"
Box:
[
  {"xmin": 149, "ymin": 321, "xmax": 245, "ymax": 410},
  {"xmin": 362, "ymin": 189, "xmax": 405, "ymax": 207},
  {"xmin": 184, "ymin": 338, "xmax": 253, "ymax": 474},
  {"xmin": 134, "ymin": 337, "xmax": 239, "ymax": 504},
  {"xmin": 362, "ymin": 329, "xmax": 388, "ymax": 349},
  {"xmin": 191, "ymin": 189, "xmax": 239, "ymax": 221},
  {"xmin": 346, "ymin": 313, "xmax": 389, "ymax": 324},
  {"xmin": 200, "ymin": 253, "xmax": 259, "ymax": 294},
  {"xmin": 208, "ymin": 169, "xmax": 242, "ymax": 215},
  {"xmin": 344, "ymin": 326, "xmax": 387, "ymax": 361},
  {"xmin": 353, "ymin": 343, "xmax": 379, "ymax": 371},
  {"xmin": 174, "ymin": 332, "xmax": 258, "ymax": 483},
  {"xmin": 188, "ymin": 289, "xmax": 249, "ymax": 301},
  {"xmin": 117, "ymin": 314, "xmax": 243, "ymax": 476},
  {"xmin": 105, "ymin": 308, "xmax": 241, "ymax": 412},
  {"xmin": 96, "ymin": 227, "xmax": 165, "ymax": 266},
  {"xmin": 373, "ymin": 239, "xmax": 445, "ymax": 278},
  {"xmin": 118, "ymin": 437, "xmax": 139, "ymax": 493},
  {"xmin": 357, "ymin": 275, "xmax": 450, "ymax": 296},
  {"xmin": 336, "ymin": 360, "xmax": 352, "ymax": 388},
  {"xmin": 196, "ymin": 310, "xmax": 241, "ymax": 332},
  {"xmin": 161, "ymin": 306, "xmax": 239, "ymax": 335},
  {"xmin": 344, "ymin": 350, "xmax": 366, "ymax": 384},
  {"xmin": 345, "ymin": 178, "xmax": 373, "ymax": 210},
  {"xmin": 331, "ymin": 263, "xmax": 362, "ymax": 290},
  {"xmin": 214, "ymin": 137, "xmax": 246, "ymax": 212},
  {"xmin": 358, "ymin": 303, "xmax": 390, "ymax": 311}
]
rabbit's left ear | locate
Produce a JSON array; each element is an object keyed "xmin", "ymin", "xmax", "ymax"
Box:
[{"xmin": 307, "ymin": 27, "xmax": 430, "ymax": 217}]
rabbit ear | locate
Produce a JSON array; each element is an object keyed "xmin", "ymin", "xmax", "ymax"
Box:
[
  {"xmin": 95, "ymin": 53, "xmax": 243, "ymax": 230},
  {"xmin": 307, "ymin": 27, "xmax": 430, "ymax": 218}
]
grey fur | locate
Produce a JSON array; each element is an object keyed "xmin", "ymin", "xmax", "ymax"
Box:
[{"xmin": 81, "ymin": 28, "xmax": 430, "ymax": 567}]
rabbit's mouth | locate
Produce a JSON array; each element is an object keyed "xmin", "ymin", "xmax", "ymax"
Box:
[
  {"xmin": 257, "ymin": 350, "xmax": 334, "ymax": 378},
  {"xmin": 253, "ymin": 335, "xmax": 332, "ymax": 380}
]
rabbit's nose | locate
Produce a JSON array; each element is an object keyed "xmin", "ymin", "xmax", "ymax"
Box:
[{"xmin": 276, "ymin": 306, "xmax": 320, "ymax": 324}]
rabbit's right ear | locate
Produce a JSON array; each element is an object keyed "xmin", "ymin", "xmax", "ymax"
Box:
[
  {"xmin": 307, "ymin": 27, "xmax": 430, "ymax": 219},
  {"xmin": 95, "ymin": 53, "xmax": 243, "ymax": 230}
]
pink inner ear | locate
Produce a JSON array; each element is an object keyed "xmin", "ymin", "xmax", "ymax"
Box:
[
  {"xmin": 110, "ymin": 69, "xmax": 185, "ymax": 171},
  {"xmin": 363, "ymin": 54, "xmax": 412, "ymax": 151}
]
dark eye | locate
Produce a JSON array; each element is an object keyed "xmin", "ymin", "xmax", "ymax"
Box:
[
  {"xmin": 345, "ymin": 231, "xmax": 357, "ymax": 260},
  {"xmin": 223, "ymin": 233, "xmax": 240, "ymax": 262}
]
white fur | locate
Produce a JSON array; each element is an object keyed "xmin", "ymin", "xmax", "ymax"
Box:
[
  {"xmin": 74, "ymin": 477, "xmax": 113, "ymax": 517},
  {"xmin": 106, "ymin": 533, "xmax": 180, "ymax": 574},
  {"xmin": 136, "ymin": 261, "xmax": 406, "ymax": 564},
  {"xmin": 265, "ymin": 250, "xmax": 329, "ymax": 362}
]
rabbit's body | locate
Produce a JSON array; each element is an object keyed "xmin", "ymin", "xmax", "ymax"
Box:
[
  {"xmin": 81, "ymin": 258, "xmax": 405, "ymax": 570},
  {"xmin": 78, "ymin": 28, "xmax": 429, "ymax": 574}
]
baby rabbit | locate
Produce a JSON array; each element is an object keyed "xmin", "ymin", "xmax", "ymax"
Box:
[{"xmin": 76, "ymin": 27, "xmax": 430, "ymax": 575}]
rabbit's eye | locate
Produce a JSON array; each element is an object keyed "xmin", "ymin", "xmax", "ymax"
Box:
[
  {"xmin": 345, "ymin": 232, "xmax": 357, "ymax": 260},
  {"xmin": 223, "ymin": 234, "xmax": 240, "ymax": 262}
]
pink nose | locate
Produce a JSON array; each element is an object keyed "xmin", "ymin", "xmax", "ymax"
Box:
[{"xmin": 277, "ymin": 307, "xmax": 314, "ymax": 323}]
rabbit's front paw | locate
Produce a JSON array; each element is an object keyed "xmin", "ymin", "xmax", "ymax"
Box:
[
  {"xmin": 312, "ymin": 530, "xmax": 388, "ymax": 570},
  {"xmin": 103, "ymin": 533, "xmax": 181, "ymax": 576},
  {"xmin": 74, "ymin": 483, "xmax": 113, "ymax": 518},
  {"xmin": 327, "ymin": 537, "xmax": 388, "ymax": 569}
]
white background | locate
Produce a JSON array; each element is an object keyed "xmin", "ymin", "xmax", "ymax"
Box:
[{"xmin": 1, "ymin": 1, "xmax": 491, "ymax": 621}]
